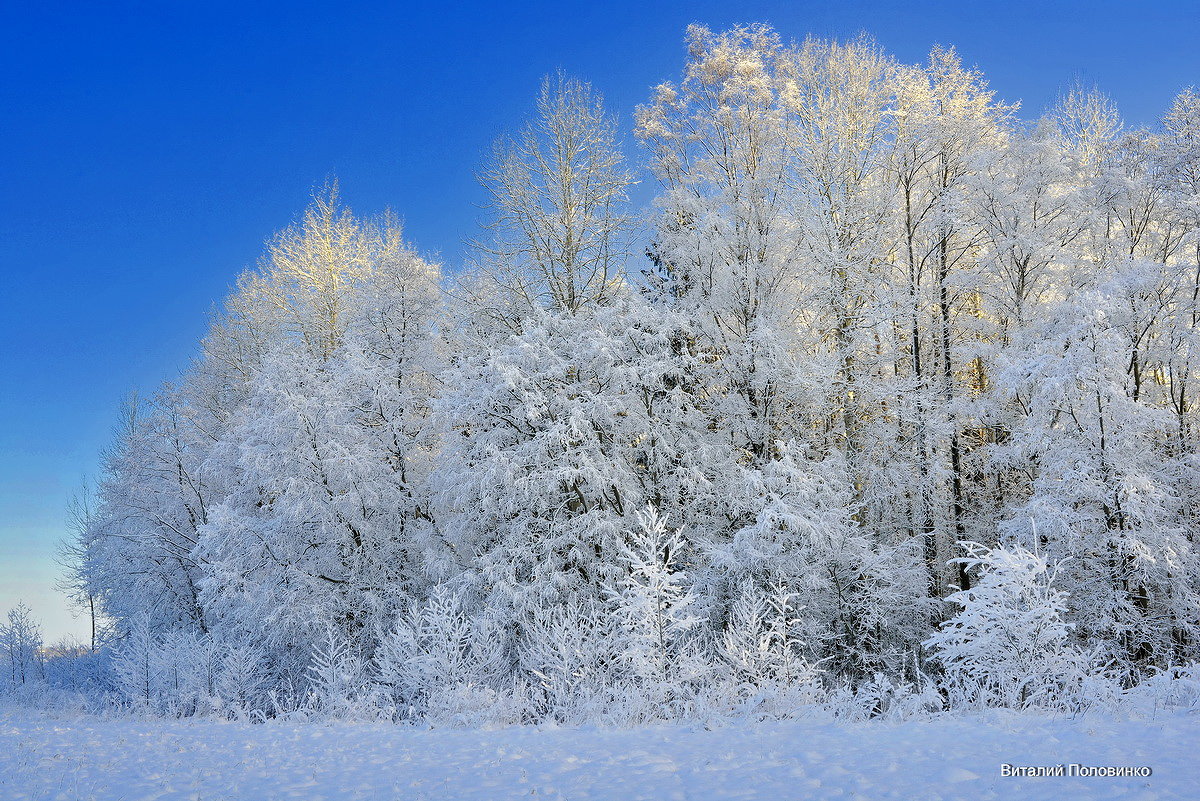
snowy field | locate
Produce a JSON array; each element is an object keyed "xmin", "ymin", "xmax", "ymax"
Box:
[{"xmin": 2, "ymin": 711, "xmax": 1196, "ymax": 801}]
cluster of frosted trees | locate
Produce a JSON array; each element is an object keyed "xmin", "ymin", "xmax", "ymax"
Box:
[{"xmin": 60, "ymin": 25, "xmax": 1200, "ymax": 721}]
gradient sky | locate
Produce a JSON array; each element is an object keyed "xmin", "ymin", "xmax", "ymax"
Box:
[{"xmin": 2, "ymin": 0, "xmax": 1197, "ymax": 643}]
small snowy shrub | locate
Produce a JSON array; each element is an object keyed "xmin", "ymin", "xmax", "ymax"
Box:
[
  {"xmin": 156, "ymin": 631, "xmax": 220, "ymax": 715},
  {"xmin": 215, "ymin": 642, "xmax": 270, "ymax": 720},
  {"xmin": 308, "ymin": 622, "xmax": 373, "ymax": 719},
  {"xmin": 374, "ymin": 586, "xmax": 508, "ymax": 724},
  {"xmin": 824, "ymin": 672, "xmax": 944, "ymax": 721},
  {"xmin": 720, "ymin": 581, "xmax": 820, "ymax": 717},
  {"xmin": 111, "ymin": 620, "xmax": 270, "ymax": 718},
  {"xmin": 1, "ymin": 603, "xmax": 45, "ymax": 690},
  {"xmin": 1120, "ymin": 663, "xmax": 1200, "ymax": 717},
  {"xmin": 425, "ymin": 679, "xmax": 531, "ymax": 729},
  {"xmin": 925, "ymin": 542, "xmax": 1099, "ymax": 709},
  {"xmin": 519, "ymin": 599, "xmax": 618, "ymax": 724},
  {"xmin": 111, "ymin": 616, "xmax": 158, "ymax": 711},
  {"xmin": 607, "ymin": 507, "xmax": 707, "ymax": 720}
]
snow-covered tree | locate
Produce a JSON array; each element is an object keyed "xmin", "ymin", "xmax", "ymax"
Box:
[
  {"xmin": 473, "ymin": 71, "xmax": 635, "ymax": 320},
  {"xmin": 81, "ymin": 389, "xmax": 213, "ymax": 635},
  {"xmin": 607, "ymin": 507, "xmax": 706, "ymax": 716},
  {"xmin": 1, "ymin": 603, "xmax": 44, "ymax": 688},
  {"xmin": 110, "ymin": 614, "xmax": 159, "ymax": 710},
  {"xmin": 432, "ymin": 300, "xmax": 702, "ymax": 624},
  {"xmin": 214, "ymin": 641, "xmax": 270, "ymax": 720},
  {"xmin": 995, "ymin": 282, "xmax": 1200, "ymax": 675},
  {"xmin": 710, "ymin": 443, "xmax": 931, "ymax": 679},
  {"xmin": 67, "ymin": 23, "xmax": 1200, "ymax": 722},
  {"xmin": 197, "ymin": 197, "xmax": 441, "ymax": 682},
  {"xmin": 925, "ymin": 542, "xmax": 1095, "ymax": 708}
]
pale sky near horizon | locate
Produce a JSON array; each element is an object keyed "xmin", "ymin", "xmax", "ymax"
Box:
[{"xmin": 2, "ymin": 0, "xmax": 1197, "ymax": 643}]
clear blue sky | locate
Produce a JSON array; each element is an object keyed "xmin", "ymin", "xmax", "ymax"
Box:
[{"xmin": 2, "ymin": 0, "xmax": 1197, "ymax": 643}]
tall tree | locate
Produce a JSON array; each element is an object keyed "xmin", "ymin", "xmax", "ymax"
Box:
[{"xmin": 474, "ymin": 72, "xmax": 636, "ymax": 320}]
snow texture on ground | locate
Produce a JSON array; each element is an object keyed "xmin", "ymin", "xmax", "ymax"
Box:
[{"xmin": 1, "ymin": 710, "xmax": 1195, "ymax": 800}]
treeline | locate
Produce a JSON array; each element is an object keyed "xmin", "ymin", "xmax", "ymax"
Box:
[{"xmin": 48, "ymin": 24, "xmax": 1200, "ymax": 722}]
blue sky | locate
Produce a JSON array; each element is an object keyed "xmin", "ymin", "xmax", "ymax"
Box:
[{"xmin": 2, "ymin": 0, "xmax": 1197, "ymax": 642}]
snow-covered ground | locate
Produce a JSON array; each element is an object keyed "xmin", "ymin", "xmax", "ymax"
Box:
[{"xmin": 2, "ymin": 710, "xmax": 1195, "ymax": 800}]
